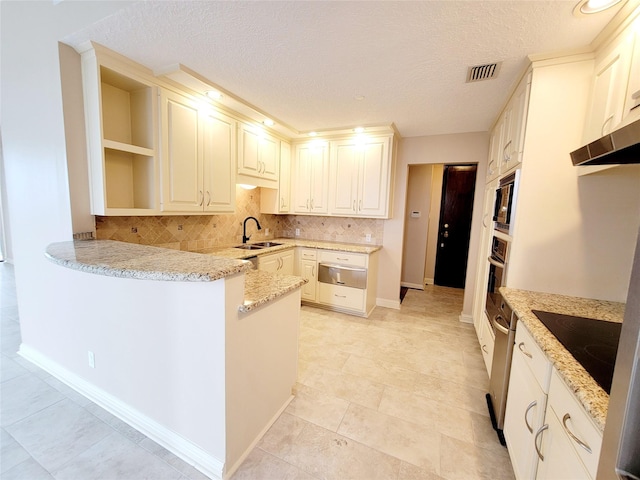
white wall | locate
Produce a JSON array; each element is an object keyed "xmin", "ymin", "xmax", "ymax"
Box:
[
  {"xmin": 508, "ymin": 58, "xmax": 640, "ymax": 302},
  {"xmin": 378, "ymin": 132, "xmax": 490, "ymax": 317},
  {"xmin": 1, "ymin": 1, "xmax": 133, "ymax": 337},
  {"xmin": 401, "ymin": 164, "xmax": 433, "ymax": 288}
]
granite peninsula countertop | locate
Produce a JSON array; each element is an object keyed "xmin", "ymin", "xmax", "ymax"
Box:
[
  {"xmin": 46, "ymin": 240, "xmax": 252, "ymax": 281},
  {"xmin": 239, "ymin": 270, "xmax": 307, "ymax": 313},
  {"xmin": 500, "ymin": 287, "xmax": 626, "ymax": 432}
]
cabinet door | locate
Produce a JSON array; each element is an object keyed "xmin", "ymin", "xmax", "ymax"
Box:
[
  {"xmin": 358, "ymin": 137, "xmax": 390, "ymax": 217},
  {"xmin": 160, "ymin": 90, "xmax": 203, "ymax": 212},
  {"xmin": 623, "ymin": 30, "xmax": 640, "ymax": 123},
  {"xmin": 257, "ymin": 253, "xmax": 280, "ymax": 273},
  {"xmin": 279, "ymin": 141, "xmax": 291, "ymax": 212},
  {"xmin": 309, "ymin": 143, "xmax": 330, "ymax": 214},
  {"xmin": 202, "ymin": 109, "xmax": 235, "ymax": 213},
  {"xmin": 504, "ymin": 350, "xmax": 547, "ymax": 480},
  {"xmin": 501, "ymin": 74, "xmax": 531, "ymax": 173},
  {"xmin": 329, "ymin": 141, "xmax": 359, "ymax": 216},
  {"xmin": 536, "ymin": 410, "xmax": 591, "ymax": 480},
  {"xmin": 279, "ymin": 250, "xmax": 295, "ymax": 275},
  {"xmin": 479, "ymin": 314, "xmax": 494, "ymax": 374},
  {"xmin": 486, "ymin": 120, "xmax": 502, "ymax": 183},
  {"xmin": 584, "ymin": 37, "xmax": 633, "ymax": 143},
  {"xmin": 238, "ymin": 123, "xmax": 279, "ymax": 181},
  {"xmin": 300, "ymin": 259, "xmax": 317, "ymax": 301},
  {"xmin": 293, "ymin": 144, "xmax": 313, "ymax": 212}
]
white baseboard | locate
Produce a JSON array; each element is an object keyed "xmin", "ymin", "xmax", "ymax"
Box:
[
  {"xmin": 459, "ymin": 313, "xmax": 474, "ymax": 324},
  {"xmin": 400, "ymin": 282, "xmax": 424, "ymax": 290},
  {"xmin": 376, "ymin": 298, "xmax": 401, "ymax": 310},
  {"xmin": 424, "ymin": 277, "xmax": 434, "ymax": 285},
  {"xmin": 18, "ymin": 344, "xmax": 224, "ymax": 480}
]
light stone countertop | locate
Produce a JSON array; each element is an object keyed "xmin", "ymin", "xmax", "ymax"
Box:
[
  {"xmin": 194, "ymin": 237, "xmax": 382, "ymax": 260},
  {"xmin": 500, "ymin": 287, "xmax": 626, "ymax": 432},
  {"xmin": 239, "ymin": 270, "xmax": 307, "ymax": 313},
  {"xmin": 46, "ymin": 240, "xmax": 252, "ymax": 281}
]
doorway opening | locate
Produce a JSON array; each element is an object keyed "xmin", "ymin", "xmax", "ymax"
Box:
[{"xmin": 400, "ymin": 163, "xmax": 477, "ymax": 293}]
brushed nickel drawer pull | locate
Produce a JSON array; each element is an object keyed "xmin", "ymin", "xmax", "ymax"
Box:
[
  {"xmin": 518, "ymin": 342, "xmax": 533, "ymax": 359},
  {"xmin": 481, "ymin": 344, "xmax": 488, "ymax": 353},
  {"xmin": 562, "ymin": 413, "xmax": 592, "ymax": 454}
]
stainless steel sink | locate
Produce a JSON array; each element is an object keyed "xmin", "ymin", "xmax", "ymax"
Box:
[
  {"xmin": 234, "ymin": 244, "xmax": 265, "ymax": 250},
  {"xmin": 252, "ymin": 242, "xmax": 282, "ymax": 248}
]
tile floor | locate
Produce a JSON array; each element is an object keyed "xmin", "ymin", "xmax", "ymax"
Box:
[{"xmin": 1, "ymin": 261, "xmax": 515, "ymax": 479}]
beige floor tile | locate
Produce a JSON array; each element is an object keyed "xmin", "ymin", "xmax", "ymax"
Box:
[
  {"xmin": 230, "ymin": 448, "xmax": 316, "ymax": 480},
  {"xmin": 341, "ymin": 354, "xmax": 429, "ymax": 391},
  {"xmin": 285, "ymin": 384, "xmax": 350, "ymax": 432},
  {"xmin": 399, "ymin": 461, "xmax": 446, "ymax": 480},
  {"xmin": 337, "ymin": 403, "xmax": 440, "ymax": 475},
  {"xmin": 300, "ymin": 365, "xmax": 385, "ymax": 409},
  {"xmin": 440, "ymin": 434, "xmax": 515, "ymax": 480},
  {"xmin": 264, "ymin": 419, "xmax": 401, "ymax": 480},
  {"xmin": 257, "ymin": 412, "xmax": 307, "ymax": 456}
]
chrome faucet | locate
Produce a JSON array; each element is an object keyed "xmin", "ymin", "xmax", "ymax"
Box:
[{"xmin": 242, "ymin": 216, "xmax": 262, "ymax": 243}]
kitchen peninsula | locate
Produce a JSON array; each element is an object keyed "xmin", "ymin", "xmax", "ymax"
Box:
[{"xmin": 29, "ymin": 239, "xmax": 306, "ymax": 480}]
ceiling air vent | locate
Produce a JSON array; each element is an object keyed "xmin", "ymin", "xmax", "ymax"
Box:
[{"xmin": 466, "ymin": 62, "xmax": 502, "ymax": 83}]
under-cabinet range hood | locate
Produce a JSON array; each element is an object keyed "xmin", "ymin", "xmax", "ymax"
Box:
[{"xmin": 570, "ymin": 118, "xmax": 640, "ymax": 166}]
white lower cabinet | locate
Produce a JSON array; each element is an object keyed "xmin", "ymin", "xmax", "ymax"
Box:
[
  {"xmin": 535, "ymin": 369, "xmax": 603, "ymax": 480},
  {"xmin": 257, "ymin": 249, "xmax": 294, "ymax": 275},
  {"xmin": 504, "ymin": 326, "xmax": 551, "ymax": 480},
  {"xmin": 297, "ymin": 248, "xmax": 318, "ymax": 302},
  {"xmin": 295, "ymin": 247, "xmax": 378, "ymax": 317},
  {"xmin": 318, "ymin": 283, "xmax": 365, "ymax": 311}
]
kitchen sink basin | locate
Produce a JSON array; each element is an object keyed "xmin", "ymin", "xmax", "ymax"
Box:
[
  {"xmin": 234, "ymin": 244, "xmax": 265, "ymax": 250},
  {"xmin": 252, "ymin": 242, "xmax": 282, "ymax": 248}
]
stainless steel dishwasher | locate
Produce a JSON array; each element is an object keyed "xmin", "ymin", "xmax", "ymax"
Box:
[{"xmin": 487, "ymin": 299, "xmax": 518, "ymax": 446}]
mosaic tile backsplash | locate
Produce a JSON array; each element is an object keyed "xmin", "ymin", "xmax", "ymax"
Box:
[{"xmin": 95, "ymin": 187, "xmax": 384, "ymax": 250}]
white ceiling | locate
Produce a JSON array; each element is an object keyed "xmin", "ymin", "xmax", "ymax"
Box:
[{"xmin": 62, "ymin": 1, "xmax": 626, "ymax": 138}]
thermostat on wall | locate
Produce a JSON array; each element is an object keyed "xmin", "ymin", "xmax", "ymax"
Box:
[{"xmin": 411, "ymin": 211, "xmax": 421, "ymax": 218}]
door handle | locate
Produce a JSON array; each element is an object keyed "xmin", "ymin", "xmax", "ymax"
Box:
[
  {"xmin": 534, "ymin": 424, "xmax": 549, "ymax": 461},
  {"xmin": 524, "ymin": 400, "xmax": 537, "ymax": 433}
]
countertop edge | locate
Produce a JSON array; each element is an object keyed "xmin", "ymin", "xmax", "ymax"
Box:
[
  {"xmin": 239, "ymin": 270, "xmax": 307, "ymax": 313},
  {"xmin": 501, "ymin": 287, "xmax": 625, "ymax": 432},
  {"xmin": 45, "ymin": 240, "xmax": 252, "ymax": 282}
]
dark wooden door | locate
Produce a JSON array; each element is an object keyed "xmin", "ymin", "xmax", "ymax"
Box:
[{"xmin": 434, "ymin": 165, "xmax": 477, "ymax": 288}]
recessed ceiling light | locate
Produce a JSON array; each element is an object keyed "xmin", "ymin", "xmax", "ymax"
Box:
[
  {"xmin": 573, "ymin": 0, "xmax": 621, "ymax": 15},
  {"xmin": 308, "ymin": 131, "xmax": 318, "ymax": 137},
  {"xmin": 205, "ymin": 90, "xmax": 223, "ymax": 100},
  {"xmin": 263, "ymin": 119, "xmax": 275, "ymax": 127},
  {"xmin": 354, "ymin": 127, "xmax": 365, "ymax": 133}
]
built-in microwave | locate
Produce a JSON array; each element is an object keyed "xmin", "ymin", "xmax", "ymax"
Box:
[{"xmin": 493, "ymin": 170, "xmax": 519, "ymax": 235}]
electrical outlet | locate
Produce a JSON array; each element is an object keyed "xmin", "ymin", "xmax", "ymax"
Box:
[
  {"xmin": 365, "ymin": 234, "xmax": 372, "ymax": 243},
  {"xmin": 88, "ymin": 351, "xmax": 95, "ymax": 368},
  {"xmin": 265, "ymin": 227, "xmax": 270, "ymax": 236},
  {"xmin": 295, "ymin": 228, "xmax": 300, "ymax": 236}
]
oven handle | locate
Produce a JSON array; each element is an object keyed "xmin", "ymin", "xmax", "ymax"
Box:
[
  {"xmin": 488, "ymin": 256, "xmax": 505, "ymax": 268},
  {"xmin": 492, "ymin": 314, "xmax": 510, "ymax": 335}
]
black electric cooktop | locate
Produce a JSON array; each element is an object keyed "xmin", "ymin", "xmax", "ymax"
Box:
[{"xmin": 532, "ymin": 310, "xmax": 622, "ymax": 394}]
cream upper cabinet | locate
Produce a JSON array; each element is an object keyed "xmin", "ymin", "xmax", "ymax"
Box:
[
  {"xmin": 238, "ymin": 123, "xmax": 279, "ymax": 182},
  {"xmin": 622, "ymin": 27, "xmax": 640, "ymax": 125},
  {"xmin": 293, "ymin": 141, "xmax": 330, "ymax": 214},
  {"xmin": 486, "ymin": 118, "xmax": 503, "ymax": 183},
  {"xmin": 160, "ymin": 88, "xmax": 235, "ymax": 213},
  {"xmin": 583, "ymin": 33, "xmax": 633, "ymax": 144},
  {"xmin": 260, "ymin": 141, "xmax": 291, "ymax": 214},
  {"xmin": 329, "ymin": 135, "xmax": 393, "ymax": 218},
  {"xmin": 80, "ymin": 45, "xmax": 159, "ymax": 216},
  {"xmin": 500, "ymin": 73, "xmax": 531, "ymax": 174}
]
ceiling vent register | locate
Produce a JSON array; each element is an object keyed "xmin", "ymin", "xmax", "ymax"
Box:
[{"xmin": 466, "ymin": 62, "xmax": 502, "ymax": 83}]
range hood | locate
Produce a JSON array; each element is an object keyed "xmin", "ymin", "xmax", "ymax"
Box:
[{"xmin": 570, "ymin": 118, "xmax": 640, "ymax": 166}]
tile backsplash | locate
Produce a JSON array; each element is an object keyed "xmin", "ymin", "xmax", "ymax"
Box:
[{"xmin": 95, "ymin": 187, "xmax": 384, "ymax": 250}]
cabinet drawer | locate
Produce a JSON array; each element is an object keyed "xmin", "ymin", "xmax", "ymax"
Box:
[
  {"xmin": 548, "ymin": 369, "xmax": 602, "ymax": 478},
  {"xmin": 319, "ymin": 283, "xmax": 364, "ymax": 311},
  {"xmin": 514, "ymin": 325, "xmax": 552, "ymax": 393},
  {"xmin": 318, "ymin": 250, "xmax": 367, "ymax": 267},
  {"xmin": 480, "ymin": 314, "xmax": 494, "ymax": 375},
  {"xmin": 298, "ymin": 248, "xmax": 317, "ymax": 261}
]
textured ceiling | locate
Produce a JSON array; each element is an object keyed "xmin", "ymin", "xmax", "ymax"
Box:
[{"xmin": 62, "ymin": 1, "xmax": 624, "ymax": 138}]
